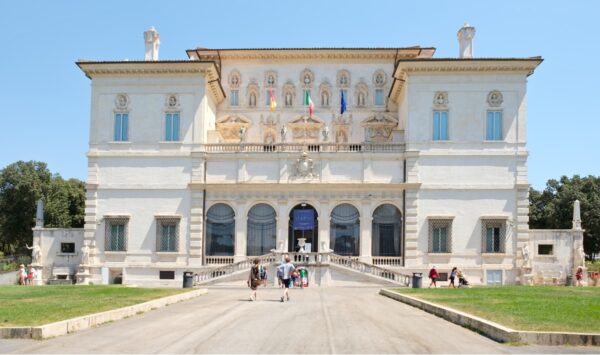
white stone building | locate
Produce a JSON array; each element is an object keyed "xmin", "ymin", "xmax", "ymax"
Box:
[{"xmin": 31, "ymin": 25, "xmax": 586, "ymax": 287}]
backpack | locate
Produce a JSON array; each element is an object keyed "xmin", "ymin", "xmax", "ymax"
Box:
[{"xmin": 259, "ymin": 265, "xmax": 267, "ymax": 280}]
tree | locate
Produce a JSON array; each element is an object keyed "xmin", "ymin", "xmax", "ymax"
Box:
[
  {"xmin": 529, "ymin": 175, "xmax": 600, "ymax": 257},
  {"xmin": 0, "ymin": 161, "xmax": 85, "ymax": 254}
]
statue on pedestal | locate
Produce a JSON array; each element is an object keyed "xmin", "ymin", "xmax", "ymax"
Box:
[{"xmin": 26, "ymin": 243, "xmax": 41, "ymax": 265}]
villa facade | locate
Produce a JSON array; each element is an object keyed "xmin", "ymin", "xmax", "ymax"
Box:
[{"xmin": 31, "ymin": 25, "xmax": 586, "ymax": 287}]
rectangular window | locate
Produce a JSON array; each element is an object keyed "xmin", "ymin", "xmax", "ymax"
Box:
[
  {"xmin": 105, "ymin": 217, "xmax": 128, "ymax": 251},
  {"xmin": 159, "ymin": 271, "xmax": 175, "ymax": 280},
  {"xmin": 375, "ymin": 89, "xmax": 385, "ymax": 106},
  {"xmin": 266, "ymin": 90, "xmax": 271, "ymax": 106},
  {"xmin": 482, "ymin": 220, "xmax": 505, "ymax": 253},
  {"xmin": 230, "ymin": 90, "xmax": 239, "ymax": 106},
  {"xmin": 156, "ymin": 217, "xmax": 180, "ymax": 252},
  {"xmin": 165, "ymin": 112, "xmax": 180, "ymax": 141},
  {"xmin": 486, "ymin": 111, "xmax": 503, "ymax": 140},
  {"xmin": 428, "ymin": 219, "xmax": 452, "ymax": 253},
  {"xmin": 486, "ymin": 270, "xmax": 503, "ymax": 286},
  {"xmin": 60, "ymin": 243, "xmax": 75, "ymax": 254},
  {"xmin": 433, "ymin": 111, "xmax": 449, "ymax": 141},
  {"xmin": 114, "ymin": 113, "xmax": 129, "ymax": 141},
  {"xmin": 538, "ymin": 244, "xmax": 554, "ymax": 255}
]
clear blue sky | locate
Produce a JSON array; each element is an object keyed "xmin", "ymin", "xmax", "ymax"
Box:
[{"xmin": 0, "ymin": 1, "xmax": 597, "ymax": 189}]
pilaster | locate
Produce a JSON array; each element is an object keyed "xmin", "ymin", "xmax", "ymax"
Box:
[
  {"xmin": 403, "ymin": 189, "xmax": 419, "ymax": 267},
  {"xmin": 318, "ymin": 200, "xmax": 330, "ymax": 252},
  {"xmin": 277, "ymin": 200, "xmax": 289, "ymax": 252},
  {"xmin": 234, "ymin": 201, "xmax": 247, "ymax": 262},
  {"xmin": 359, "ymin": 201, "xmax": 373, "ymax": 263}
]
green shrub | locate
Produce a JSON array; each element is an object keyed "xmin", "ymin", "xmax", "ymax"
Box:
[{"xmin": 587, "ymin": 260, "xmax": 600, "ymax": 272}]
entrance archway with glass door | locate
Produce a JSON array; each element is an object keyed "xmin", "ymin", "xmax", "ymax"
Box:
[
  {"xmin": 246, "ymin": 203, "xmax": 277, "ymax": 256},
  {"xmin": 372, "ymin": 204, "xmax": 402, "ymax": 257},
  {"xmin": 330, "ymin": 203, "xmax": 360, "ymax": 256},
  {"xmin": 289, "ymin": 203, "xmax": 318, "ymax": 253}
]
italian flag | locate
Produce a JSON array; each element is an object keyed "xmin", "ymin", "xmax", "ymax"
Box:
[{"xmin": 304, "ymin": 91, "xmax": 314, "ymax": 117}]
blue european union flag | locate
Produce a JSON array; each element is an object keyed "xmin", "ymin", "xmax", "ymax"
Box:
[{"xmin": 340, "ymin": 90, "xmax": 347, "ymax": 114}]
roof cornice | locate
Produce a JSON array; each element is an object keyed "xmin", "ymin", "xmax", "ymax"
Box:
[
  {"xmin": 389, "ymin": 58, "xmax": 543, "ymax": 103},
  {"xmin": 76, "ymin": 61, "xmax": 226, "ymax": 104},
  {"xmin": 186, "ymin": 47, "xmax": 436, "ymax": 62}
]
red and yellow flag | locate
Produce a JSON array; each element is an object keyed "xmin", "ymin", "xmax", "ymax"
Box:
[{"xmin": 269, "ymin": 88, "xmax": 277, "ymax": 112}]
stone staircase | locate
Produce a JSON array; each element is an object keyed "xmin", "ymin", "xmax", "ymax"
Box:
[{"xmin": 193, "ymin": 252, "xmax": 412, "ymax": 287}]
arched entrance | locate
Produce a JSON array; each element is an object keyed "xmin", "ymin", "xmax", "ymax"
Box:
[{"xmin": 289, "ymin": 203, "xmax": 319, "ymax": 252}]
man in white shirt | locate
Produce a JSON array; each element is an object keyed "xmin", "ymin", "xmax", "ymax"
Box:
[{"xmin": 277, "ymin": 255, "xmax": 295, "ymax": 302}]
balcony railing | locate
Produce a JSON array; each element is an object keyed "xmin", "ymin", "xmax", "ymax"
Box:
[{"xmin": 202, "ymin": 143, "xmax": 405, "ymax": 153}]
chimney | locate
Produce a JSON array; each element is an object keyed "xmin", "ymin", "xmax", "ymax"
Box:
[
  {"xmin": 144, "ymin": 27, "xmax": 160, "ymax": 61},
  {"xmin": 457, "ymin": 23, "xmax": 475, "ymax": 58}
]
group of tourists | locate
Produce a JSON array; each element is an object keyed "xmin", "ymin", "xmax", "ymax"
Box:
[
  {"xmin": 17, "ymin": 264, "xmax": 37, "ymax": 285},
  {"xmin": 247, "ymin": 255, "xmax": 295, "ymax": 302},
  {"xmin": 428, "ymin": 266, "xmax": 469, "ymax": 288}
]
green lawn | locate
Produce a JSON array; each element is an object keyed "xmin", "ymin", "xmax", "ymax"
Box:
[
  {"xmin": 0, "ymin": 285, "xmax": 191, "ymax": 327},
  {"xmin": 394, "ymin": 286, "xmax": 600, "ymax": 333}
]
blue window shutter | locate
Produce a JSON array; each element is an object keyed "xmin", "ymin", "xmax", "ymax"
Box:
[
  {"xmin": 165, "ymin": 114, "xmax": 172, "ymax": 141},
  {"xmin": 122, "ymin": 114, "xmax": 128, "ymax": 141},
  {"xmin": 494, "ymin": 112, "xmax": 502, "ymax": 140},
  {"xmin": 114, "ymin": 114, "xmax": 121, "ymax": 141},
  {"xmin": 433, "ymin": 112, "xmax": 440, "ymax": 140},
  {"xmin": 441, "ymin": 111, "xmax": 448, "ymax": 140},
  {"xmin": 486, "ymin": 112, "xmax": 494, "ymax": 140},
  {"xmin": 173, "ymin": 113, "xmax": 180, "ymax": 141}
]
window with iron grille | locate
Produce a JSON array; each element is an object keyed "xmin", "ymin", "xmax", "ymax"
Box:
[
  {"xmin": 156, "ymin": 217, "xmax": 180, "ymax": 252},
  {"xmin": 481, "ymin": 219, "xmax": 506, "ymax": 253},
  {"xmin": 105, "ymin": 217, "xmax": 129, "ymax": 251},
  {"xmin": 428, "ymin": 219, "xmax": 452, "ymax": 253}
]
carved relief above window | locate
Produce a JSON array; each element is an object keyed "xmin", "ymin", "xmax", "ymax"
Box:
[
  {"xmin": 300, "ymin": 69, "xmax": 314, "ymax": 88},
  {"xmin": 215, "ymin": 115, "xmax": 252, "ymax": 143},
  {"xmin": 260, "ymin": 114, "xmax": 280, "ymax": 144},
  {"xmin": 115, "ymin": 94, "xmax": 129, "ymax": 110},
  {"xmin": 247, "ymin": 81, "xmax": 259, "ymax": 108},
  {"xmin": 165, "ymin": 94, "xmax": 179, "ymax": 109},
  {"xmin": 487, "ymin": 90, "xmax": 503, "ymax": 107},
  {"xmin": 355, "ymin": 82, "xmax": 368, "ymax": 107},
  {"xmin": 433, "ymin": 91, "xmax": 448, "ymax": 108},
  {"xmin": 228, "ymin": 70, "xmax": 241, "ymax": 89},
  {"xmin": 337, "ymin": 70, "xmax": 350, "ymax": 87},
  {"xmin": 287, "ymin": 115, "xmax": 324, "ymax": 142},
  {"xmin": 319, "ymin": 82, "xmax": 332, "ymax": 107},
  {"xmin": 373, "ymin": 70, "xmax": 387, "ymax": 87},
  {"xmin": 361, "ymin": 113, "xmax": 399, "ymax": 143},
  {"xmin": 264, "ymin": 71, "xmax": 277, "ymax": 88},
  {"xmin": 332, "ymin": 113, "xmax": 353, "ymax": 143},
  {"xmin": 282, "ymin": 81, "xmax": 296, "ymax": 108}
]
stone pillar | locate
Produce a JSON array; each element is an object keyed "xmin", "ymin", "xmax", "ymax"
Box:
[
  {"xmin": 359, "ymin": 201, "xmax": 373, "ymax": 264},
  {"xmin": 234, "ymin": 202, "xmax": 247, "ymax": 262},
  {"xmin": 277, "ymin": 200, "xmax": 289, "ymax": 252},
  {"xmin": 403, "ymin": 189, "xmax": 419, "ymax": 267},
  {"xmin": 318, "ymin": 200, "xmax": 330, "ymax": 252}
]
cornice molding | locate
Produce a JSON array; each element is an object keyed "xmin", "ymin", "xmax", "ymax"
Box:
[
  {"xmin": 389, "ymin": 58, "xmax": 543, "ymax": 103},
  {"xmin": 189, "ymin": 182, "xmax": 421, "ymax": 192},
  {"xmin": 77, "ymin": 61, "xmax": 225, "ymax": 104}
]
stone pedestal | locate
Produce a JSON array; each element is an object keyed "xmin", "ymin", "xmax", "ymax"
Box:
[
  {"xmin": 77, "ymin": 265, "xmax": 92, "ymax": 285},
  {"xmin": 31, "ymin": 264, "xmax": 44, "ymax": 286}
]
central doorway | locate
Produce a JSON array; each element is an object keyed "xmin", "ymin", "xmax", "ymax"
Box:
[{"xmin": 289, "ymin": 203, "xmax": 319, "ymax": 252}]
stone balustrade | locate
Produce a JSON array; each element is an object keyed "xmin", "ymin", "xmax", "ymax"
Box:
[{"xmin": 202, "ymin": 143, "xmax": 405, "ymax": 153}]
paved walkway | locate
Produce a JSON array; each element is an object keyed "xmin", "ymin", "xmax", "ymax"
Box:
[{"xmin": 0, "ymin": 285, "xmax": 597, "ymax": 354}]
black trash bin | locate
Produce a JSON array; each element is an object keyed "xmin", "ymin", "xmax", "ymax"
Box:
[
  {"xmin": 565, "ymin": 275, "xmax": 573, "ymax": 286},
  {"xmin": 183, "ymin": 271, "xmax": 194, "ymax": 288},
  {"xmin": 412, "ymin": 272, "xmax": 423, "ymax": 288}
]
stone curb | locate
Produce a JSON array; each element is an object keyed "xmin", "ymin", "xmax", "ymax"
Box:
[
  {"xmin": 0, "ymin": 288, "xmax": 208, "ymax": 340},
  {"xmin": 380, "ymin": 289, "xmax": 600, "ymax": 346}
]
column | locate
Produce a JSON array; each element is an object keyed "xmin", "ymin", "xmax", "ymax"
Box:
[
  {"xmin": 234, "ymin": 201, "xmax": 247, "ymax": 262},
  {"xmin": 404, "ymin": 189, "xmax": 419, "ymax": 267},
  {"xmin": 318, "ymin": 200, "xmax": 330, "ymax": 252},
  {"xmin": 277, "ymin": 199, "xmax": 289, "ymax": 252},
  {"xmin": 359, "ymin": 201, "xmax": 372, "ymax": 264}
]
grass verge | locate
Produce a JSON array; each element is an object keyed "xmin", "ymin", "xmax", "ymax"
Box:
[
  {"xmin": 393, "ymin": 286, "xmax": 600, "ymax": 333},
  {"xmin": 0, "ymin": 285, "xmax": 191, "ymax": 327}
]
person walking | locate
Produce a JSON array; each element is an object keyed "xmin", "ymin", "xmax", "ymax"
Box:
[
  {"xmin": 27, "ymin": 265, "xmax": 37, "ymax": 286},
  {"xmin": 278, "ymin": 255, "xmax": 295, "ymax": 302},
  {"xmin": 575, "ymin": 267, "xmax": 584, "ymax": 287},
  {"xmin": 449, "ymin": 267, "xmax": 457, "ymax": 288},
  {"xmin": 247, "ymin": 258, "xmax": 262, "ymax": 301},
  {"xmin": 428, "ymin": 265, "xmax": 439, "ymax": 288},
  {"xmin": 18, "ymin": 264, "xmax": 27, "ymax": 285}
]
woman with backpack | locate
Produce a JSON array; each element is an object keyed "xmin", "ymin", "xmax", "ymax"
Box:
[{"xmin": 247, "ymin": 258, "xmax": 262, "ymax": 301}]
